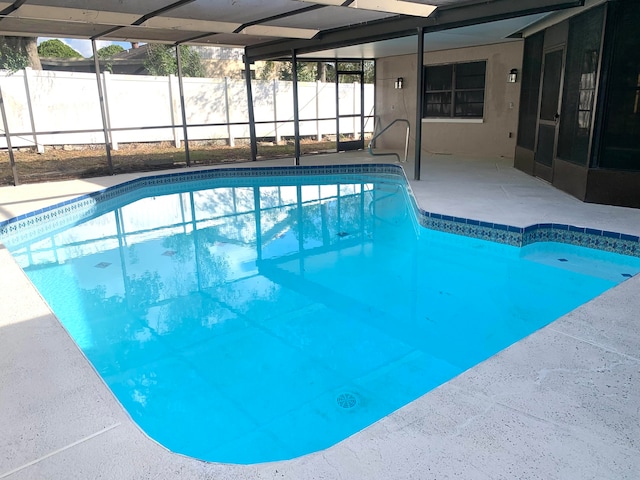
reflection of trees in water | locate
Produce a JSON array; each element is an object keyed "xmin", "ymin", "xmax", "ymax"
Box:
[
  {"xmin": 81, "ymin": 284, "xmax": 123, "ymax": 314},
  {"xmin": 338, "ymin": 193, "xmax": 366, "ymax": 234},
  {"xmin": 128, "ymin": 244, "xmax": 140, "ymax": 265},
  {"xmin": 285, "ymin": 191, "xmax": 371, "ymax": 246},
  {"xmin": 76, "ymin": 184, "xmax": 382, "ymax": 344},
  {"xmin": 155, "ymin": 290, "xmax": 238, "ymax": 336},
  {"xmin": 198, "ymin": 236, "xmax": 231, "ymax": 290},
  {"xmin": 163, "ymin": 232, "xmax": 194, "ymax": 263},
  {"xmin": 161, "ymin": 227, "xmax": 232, "ymax": 292},
  {"xmin": 128, "ymin": 271, "xmax": 164, "ymax": 313}
]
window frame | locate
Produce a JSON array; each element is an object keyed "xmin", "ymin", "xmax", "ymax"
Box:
[{"xmin": 423, "ymin": 60, "xmax": 487, "ymax": 120}]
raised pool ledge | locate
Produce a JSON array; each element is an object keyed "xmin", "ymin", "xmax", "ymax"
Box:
[{"xmin": 1, "ymin": 163, "xmax": 639, "ymax": 257}]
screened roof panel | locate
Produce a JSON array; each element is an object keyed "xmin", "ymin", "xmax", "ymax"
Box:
[
  {"xmin": 156, "ymin": 0, "xmax": 306, "ymax": 24},
  {"xmin": 0, "ymin": 0, "xmax": 585, "ymax": 58},
  {"xmin": 263, "ymin": 6, "xmax": 396, "ymax": 30},
  {"xmin": 101, "ymin": 26, "xmax": 203, "ymax": 44},
  {"xmin": 187, "ymin": 33, "xmax": 277, "ymax": 47},
  {"xmin": 0, "ymin": 17, "xmax": 110, "ymax": 37},
  {"xmin": 26, "ymin": 0, "xmax": 159, "ymax": 15}
]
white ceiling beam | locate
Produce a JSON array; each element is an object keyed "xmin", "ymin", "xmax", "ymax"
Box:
[
  {"xmin": 141, "ymin": 17, "xmax": 240, "ymax": 34},
  {"xmin": 295, "ymin": 0, "xmax": 437, "ymax": 17},
  {"xmin": 12, "ymin": 5, "xmax": 141, "ymax": 25},
  {"xmin": 241, "ymin": 25, "xmax": 319, "ymax": 39}
]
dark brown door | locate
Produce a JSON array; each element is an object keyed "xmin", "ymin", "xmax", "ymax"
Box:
[{"xmin": 534, "ymin": 48, "xmax": 564, "ymax": 182}]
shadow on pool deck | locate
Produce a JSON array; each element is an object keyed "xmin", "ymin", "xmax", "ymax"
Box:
[{"xmin": 1, "ymin": 152, "xmax": 639, "ymax": 479}]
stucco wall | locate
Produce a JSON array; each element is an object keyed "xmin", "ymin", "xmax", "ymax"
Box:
[{"xmin": 376, "ymin": 42, "xmax": 523, "ymax": 159}]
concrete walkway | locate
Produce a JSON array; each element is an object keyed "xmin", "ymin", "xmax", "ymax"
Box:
[{"xmin": 1, "ymin": 152, "xmax": 639, "ymax": 479}]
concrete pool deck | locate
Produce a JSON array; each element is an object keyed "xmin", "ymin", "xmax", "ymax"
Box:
[{"xmin": 1, "ymin": 152, "xmax": 639, "ymax": 479}]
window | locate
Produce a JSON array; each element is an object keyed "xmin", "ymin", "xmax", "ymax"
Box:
[
  {"xmin": 423, "ymin": 61, "xmax": 486, "ymax": 118},
  {"xmin": 577, "ymin": 50, "xmax": 598, "ymax": 131}
]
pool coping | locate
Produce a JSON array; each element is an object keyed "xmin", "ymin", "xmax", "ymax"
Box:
[{"xmin": 2, "ymin": 163, "xmax": 639, "ymax": 257}]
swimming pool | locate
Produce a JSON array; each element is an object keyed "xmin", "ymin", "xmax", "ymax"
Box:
[{"xmin": 2, "ymin": 165, "xmax": 639, "ymax": 464}]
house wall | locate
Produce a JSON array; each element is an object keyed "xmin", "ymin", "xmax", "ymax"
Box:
[{"xmin": 376, "ymin": 42, "xmax": 523, "ymax": 159}]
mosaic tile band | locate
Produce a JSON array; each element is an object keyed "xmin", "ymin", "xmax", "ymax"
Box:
[{"xmin": 1, "ymin": 164, "xmax": 639, "ymax": 257}]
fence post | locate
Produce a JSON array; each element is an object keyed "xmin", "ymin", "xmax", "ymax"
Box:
[
  {"xmin": 224, "ymin": 77, "xmax": 234, "ymax": 147},
  {"xmin": 353, "ymin": 81, "xmax": 357, "ymax": 138},
  {"xmin": 168, "ymin": 74, "xmax": 181, "ymax": 148},
  {"xmin": 91, "ymin": 39, "xmax": 113, "ymax": 174},
  {"xmin": 0, "ymin": 84, "xmax": 19, "ymax": 185},
  {"xmin": 102, "ymin": 71, "xmax": 118, "ymax": 150},
  {"xmin": 273, "ymin": 79, "xmax": 280, "ymax": 144},
  {"xmin": 316, "ymin": 80, "xmax": 321, "ymax": 142},
  {"xmin": 23, "ymin": 67, "xmax": 44, "ymax": 153}
]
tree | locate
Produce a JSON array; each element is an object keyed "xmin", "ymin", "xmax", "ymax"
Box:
[
  {"xmin": 0, "ymin": 36, "xmax": 42, "ymax": 71},
  {"xmin": 95, "ymin": 44, "xmax": 125, "ymax": 59},
  {"xmin": 37, "ymin": 39, "xmax": 83, "ymax": 59},
  {"xmin": 144, "ymin": 44, "xmax": 204, "ymax": 77}
]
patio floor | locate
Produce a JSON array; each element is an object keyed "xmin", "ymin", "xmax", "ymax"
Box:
[{"xmin": 1, "ymin": 152, "xmax": 639, "ymax": 479}]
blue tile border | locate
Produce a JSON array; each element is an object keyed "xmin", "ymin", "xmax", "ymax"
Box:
[{"xmin": 1, "ymin": 163, "xmax": 639, "ymax": 257}]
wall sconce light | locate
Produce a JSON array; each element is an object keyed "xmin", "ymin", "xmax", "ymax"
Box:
[
  {"xmin": 508, "ymin": 68, "xmax": 518, "ymax": 83},
  {"xmin": 394, "ymin": 77, "xmax": 404, "ymax": 89}
]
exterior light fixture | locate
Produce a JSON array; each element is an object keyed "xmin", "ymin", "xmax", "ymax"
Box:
[
  {"xmin": 395, "ymin": 77, "xmax": 404, "ymax": 89},
  {"xmin": 508, "ymin": 68, "xmax": 518, "ymax": 83}
]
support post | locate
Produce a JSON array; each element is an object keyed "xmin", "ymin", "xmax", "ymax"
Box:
[
  {"xmin": 244, "ymin": 50, "xmax": 258, "ymax": 161},
  {"xmin": 23, "ymin": 67, "xmax": 43, "ymax": 153},
  {"xmin": 102, "ymin": 71, "xmax": 118, "ymax": 150},
  {"xmin": 353, "ymin": 81, "xmax": 357, "ymax": 138},
  {"xmin": 414, "ymin": 27, "xmax": 425, "ymax": 181},
  {"xmin": 360, "ymin": 61, "xmax": 365, "ymax": 144},
  {"xmin": 175, "ymin": 45, "xmax": 191, "ymax": 167},
  {"xmin": 292, "ymin": 49, "xmax": 301, "ymax": 166},
  {"xmin": 273, "ymin": 78, "xmax": 280, "ymax": 144},
  {"xmin": 0, "ymin": 84, "xmax": 18, "ymax": 185},
  {"xmin": 168, "ymin": 75, "xmax": 181, "ymax": 148},
  {"xmin": 91, "ymin": 39, "xmax": 114, "ymax": 175},
  {"xmin": 316, "ymin": 80, "xmax": 322, "ymax": 142},
  {"xmin": 224, "ymin": 77, "xmax": 235, "ymax": 147}
]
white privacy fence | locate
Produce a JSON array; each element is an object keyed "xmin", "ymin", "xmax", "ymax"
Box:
[{"xmin": 0, "ymin": 68, "xmax": 375, "ymax": 151}]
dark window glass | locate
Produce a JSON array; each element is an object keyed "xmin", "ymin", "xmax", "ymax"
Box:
[
  {"xmin": 425, "ymin": 65, "xmax": 452, "ymax": 90},
  {"xmin": 456, "ymin": 61, "xmax": 486, "ymax": 89},
  {"xmin": 598, "ymin": 0, "xmax": 640, "ymax": 170},
  {"xmin": 423, "ymin": 61, "xmax": 485, "ymax": 118},
  {"xmin": 425, "ymin": 92, "xmax": 452, "ymax": 116},
  {"xmin": 455, "ymin": 90, "xmax": 485, "ymax": 117},
  {"xmin": 557, "ymin": 6, "xmax": 604, "ymax": 165}
]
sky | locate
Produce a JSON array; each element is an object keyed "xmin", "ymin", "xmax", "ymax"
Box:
[{"xmin": 37, "ymin": 38, "xmax": 134, "ymax": 57}]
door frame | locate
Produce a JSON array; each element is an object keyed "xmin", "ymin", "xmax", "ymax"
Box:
[
  {"xmin": 534, "ymin": 45, "xmax": 566, "ymax": 182},
  {"xmin": 336, "ymin": 67, "xmax": 365, "ymax": 152}
]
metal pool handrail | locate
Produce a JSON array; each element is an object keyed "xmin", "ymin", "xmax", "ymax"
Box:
[{"xmin": 367, "ymin": 118, "xmax": 410, "ymax": 163}]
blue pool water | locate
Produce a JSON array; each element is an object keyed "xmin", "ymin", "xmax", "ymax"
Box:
[{"xmin": 6, "ymin": 173, "xmax": 640, "ymax": 464}]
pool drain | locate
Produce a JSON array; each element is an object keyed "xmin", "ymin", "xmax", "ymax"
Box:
[{"xmin": 336, "ymin": 392, "xmax": 358, "ymax": 409}]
